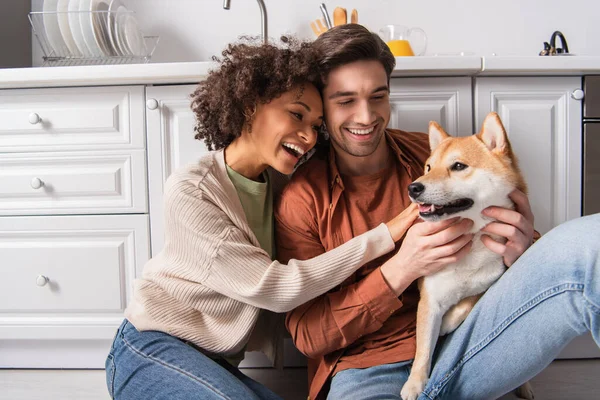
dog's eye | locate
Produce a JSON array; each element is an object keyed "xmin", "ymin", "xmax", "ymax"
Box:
[
  {"xmin": 426, "ymin": 164, "xmax": 431, "ymax": 172},
  {"xmin": 451, "ymin": 162, "xmax": 468, "ymax": 171}
]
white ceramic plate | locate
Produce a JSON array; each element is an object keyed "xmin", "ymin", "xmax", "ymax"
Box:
[
  {"xmin": 43, "ymin": 0, "xmax": 68, "ymax": 55},
  {"xmin": 122, "ymin": 13, "xmax": 146, "ymax": 56},
  {"xmin": 92, "ymin": 0, "xmax": 113, "ymax": 55},
  {"xmin": 107, "ymin": 0, "xmax": 124, "ymax": 56},
  {"xmin": 68, "ymin": 0, "xmax": 91, "ymax": 56},
  {"xmin": 115, "ymin": 5, "xmax": 132, "ymax": 55},
  {"xmin": 79, "ymin": 0, "xmax": 104, "ymax": 57},
  {"xmin": 57, "ymin": 0, "xmax": 81, "ymax": 55}
]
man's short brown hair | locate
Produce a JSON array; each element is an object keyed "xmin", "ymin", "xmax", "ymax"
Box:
[{"xmin": 313, "ymin": 24, "xmax": 396, "ymax": 88}]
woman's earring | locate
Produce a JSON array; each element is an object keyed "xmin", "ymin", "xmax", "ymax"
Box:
[
  {"xmin": 244, "ymin": 107, "xmax": 257, "ymax": 133},
  {"xmin": 320, "ymin": 121, "xmax": 330, "ymax": 140}
]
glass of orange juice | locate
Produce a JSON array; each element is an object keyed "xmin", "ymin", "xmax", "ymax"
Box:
[{"xmin": 378, "ymin": 25, "xmax": 427, "ymax": 57}]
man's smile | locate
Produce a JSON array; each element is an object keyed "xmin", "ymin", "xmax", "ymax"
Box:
[{"xmin": 343, "ymin": 123, "xmax": 380, "ymax": 141}]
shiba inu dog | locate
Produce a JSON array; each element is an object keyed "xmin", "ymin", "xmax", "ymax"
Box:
[{"xmin": 400, "ymin": 112, "xmax": 534, "ymax": 400}]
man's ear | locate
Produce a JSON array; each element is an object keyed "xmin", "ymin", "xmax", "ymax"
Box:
[
  {"xmin": 429, "ymin": 121, "xmax": 450, "ymax": 152},
  {"xmin": 478, "ymin": 112, "xmax": 508, "ymax": 152}
]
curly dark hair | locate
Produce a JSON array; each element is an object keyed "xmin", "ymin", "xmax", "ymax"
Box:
[{"xmin": 191, "ymin": 36, "xmax": 321, "ymax": 151}]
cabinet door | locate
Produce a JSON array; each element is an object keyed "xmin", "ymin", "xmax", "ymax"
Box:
[
  {"xmin": 389, "ymin": 77, "xmax": 473, "ymax": 137},
  {"xmin": 475, "ymin": 77, "xmax": 582, "ymax": 234},
  {"xmin": 476, "ymin": 77, "xmax": 597, "ymax": 360},
  {"xmin": 146, "ymin": 85, "xmax": 209, "ymax": 255},
  {"xmin": 146, "ymin": 85, "xmax": 274, "ymax": 367}
]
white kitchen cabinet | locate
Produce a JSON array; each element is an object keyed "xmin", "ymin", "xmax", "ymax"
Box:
[
  {"xmin": 146, "ymin": 85, "xmax": 209, "ymax": 255},
  {"xmin": 1, "ymin": 73, "xmax": 593, "ymax": 372},
  {"xmin": 0, "ymin": 214, "xmax": 149, "ymax": 368},
  {"xmin": 0, "ymin": 85, "xmax": 151, "ymax": 368},
  {"xmin": 389, "ymin": 77, "xmax": 473, "ymax": 136},
  {"xmin": 475, "ymin": 77, "xmax": 582, "ymax": 234}
]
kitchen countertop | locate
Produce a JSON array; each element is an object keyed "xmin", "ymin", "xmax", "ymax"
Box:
[
  {"xmin": 0, "ymin": 56, "xmax": 599, "ymax": 89},
  {"xmin": 481, "ymin": 55, "xmax": 600, "ymax": 76}
]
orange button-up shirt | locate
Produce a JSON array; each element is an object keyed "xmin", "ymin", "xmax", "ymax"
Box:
[{"xmin": 275, "ymin": 129, "xmax": 430, "ymax": 400}]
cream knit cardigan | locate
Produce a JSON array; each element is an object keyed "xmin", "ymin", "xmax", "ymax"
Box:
[{"xmin": 125, "ymin": 150, "xmax": 395, "ymax": 363}]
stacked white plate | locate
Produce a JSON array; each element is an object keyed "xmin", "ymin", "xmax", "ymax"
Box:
[{"xmin": 43, "ymin": 0, "xmax": 147, "ymax": 58}]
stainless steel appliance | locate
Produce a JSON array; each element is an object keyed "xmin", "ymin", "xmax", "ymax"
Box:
[
  {"xmin": 0, "ymin": 2, "xmax": 31, "ymax": 68},
  {"xmin": 584, "ymin": 76, "xmax": 600, "ymax": 215},
  {"xmin": 553, "ymin": 77, "xmax": 600, "ymax": 360}
]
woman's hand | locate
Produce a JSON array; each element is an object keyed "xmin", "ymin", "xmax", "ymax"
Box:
[
  {"xmin": 480, "ymin": 189, "xmax": 535, "ymax": 267},
  {"xmin": 385, "ymin": 203, "xmax": 420, "ymax": 242}
]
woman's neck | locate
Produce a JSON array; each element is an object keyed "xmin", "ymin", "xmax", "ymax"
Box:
[{"xmin": 224, "ymin": 136, "xmax": 266, "ymax": 181}]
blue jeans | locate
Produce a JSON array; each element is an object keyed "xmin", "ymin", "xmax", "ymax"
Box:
[
  {"xmin": 328, "ymin": 214, "xmax": 600, "ymax": 399},
  {"xmin": 105, "ymin": 320, "xmax": 282, "ymax": 399}
]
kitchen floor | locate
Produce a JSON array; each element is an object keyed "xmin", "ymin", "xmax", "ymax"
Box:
[{"xmin": 1, "ymin": 359, "xmax": 599, "ymax": 400}]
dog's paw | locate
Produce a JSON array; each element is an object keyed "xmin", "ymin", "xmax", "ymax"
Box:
[
  {"xmin": 514, "ymin": 381, "xmax": 534, "ymax": 399},
  {"xmin": 400, "ymin": 376, "xmax": 427, "ymax": 400}
]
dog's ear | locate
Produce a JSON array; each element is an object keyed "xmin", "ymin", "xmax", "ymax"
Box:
[
  {"xmin": 429, "ymin": 121, "xmax": 450, "ymax": 152},
  {"xmin": 478, "ymin": 112, "xmax": 508, "ymax": 153}
]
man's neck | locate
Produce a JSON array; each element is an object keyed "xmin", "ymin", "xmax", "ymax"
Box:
[{"xmin": 334, "ymin": 134, "xmax": 392, "ymax": 176}]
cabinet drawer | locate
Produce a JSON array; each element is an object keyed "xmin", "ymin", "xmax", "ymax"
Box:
[
  {"xmin": 0, "ymin": 215, "xmax": 149, "ymax": 313},
  {"xmin": 0, "ymin": 86, "xmax": 144, "ymax": 152},
  {"xmin": 0, "ymin": 150, "xmax": 147, "ymax": 215}
]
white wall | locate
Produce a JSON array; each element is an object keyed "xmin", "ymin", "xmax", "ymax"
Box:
[{"xmin": 32, "ymin": 0, "xmax": 600, "ymax": 65}]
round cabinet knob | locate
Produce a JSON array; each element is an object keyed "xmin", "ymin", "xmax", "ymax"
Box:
[
  {"xmin": 146, "ymin": 98, "xmax": 159, "ymax": 110},
  {"xmin": 571, "ymin": 89, "xmax": 584, "ymax": 100},
  {"xmin": 28, "ymin": 112, "xmax": 42, "ymax": 124},
  {"xmin": 30, "ymin": 177, "xmax": 44, "ymax": 189},
  {"xmin": 36, "ymin": 275, "xmax": 49, "ymax": 287}
]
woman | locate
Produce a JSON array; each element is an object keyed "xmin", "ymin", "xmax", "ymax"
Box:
[{"xmin": 105, "ymin": 37, "xmax": 417, "ymax": 400}]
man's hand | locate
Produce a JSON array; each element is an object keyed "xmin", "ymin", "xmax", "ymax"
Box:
[
  {"xmin": 381, "ymin": 217, "xmax": 474, "ymax": 295},
  {"xmin": 480, "ymin": 189, "xmax": 535, "ymax": 267}
]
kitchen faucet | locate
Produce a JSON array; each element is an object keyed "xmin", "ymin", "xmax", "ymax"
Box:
[{"xmin": 223, "ymin": 0, "xmax": 268, "ymax": 44}]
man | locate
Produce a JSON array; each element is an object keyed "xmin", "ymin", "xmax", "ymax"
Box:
[{"xmin": 275, "ymin": 24, "xmax": 600, "ymax": 400}]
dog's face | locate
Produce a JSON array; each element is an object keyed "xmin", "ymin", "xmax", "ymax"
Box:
[{"xmin": 408, "ymin": 112, "xmax": 526, "ymax": 222}]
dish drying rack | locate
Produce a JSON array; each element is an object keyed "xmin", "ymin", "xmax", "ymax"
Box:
[{"xmin": 29, "ymin": 11, "xmax": 159, "ymax": 66}]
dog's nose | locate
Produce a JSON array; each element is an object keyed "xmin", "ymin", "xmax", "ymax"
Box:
[{"xmin": 408, "ymin": 182, "xmax": 425, "ymax": 198}]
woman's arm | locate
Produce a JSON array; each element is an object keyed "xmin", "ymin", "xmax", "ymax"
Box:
[
  {"xmin": 162, "ymin": 177, "xmax": 396, "ymax": 313},
  {"xmin": 284, "ymin": 267, "xmax": 403, "ymax": 359}
]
